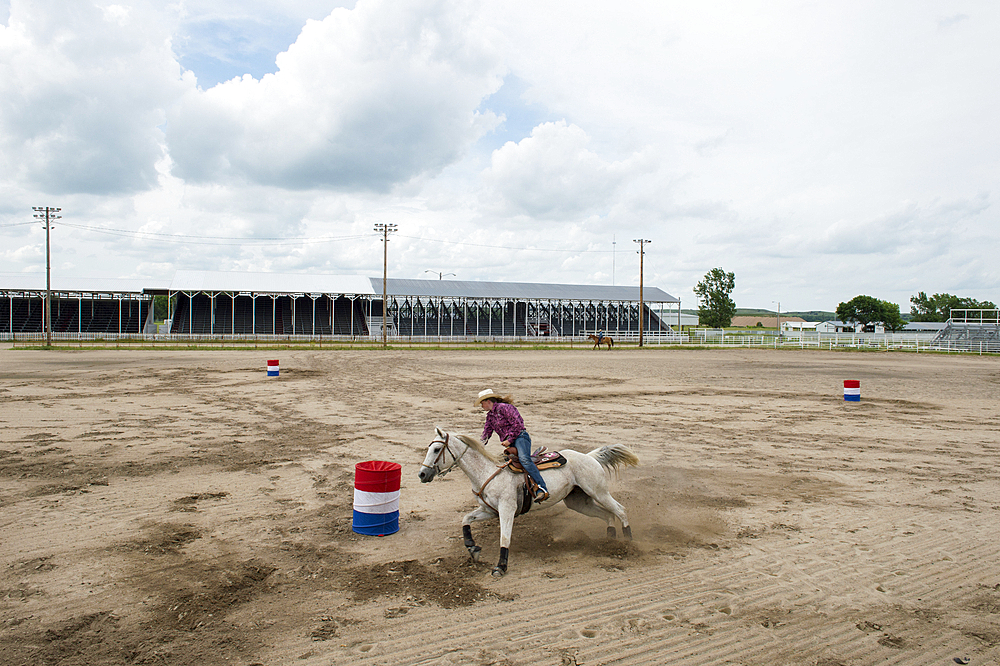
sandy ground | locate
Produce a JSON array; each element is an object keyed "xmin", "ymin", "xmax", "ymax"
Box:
[{"xmin": 1, "ymin": 346, "xmax": 999, "ymax": 666}]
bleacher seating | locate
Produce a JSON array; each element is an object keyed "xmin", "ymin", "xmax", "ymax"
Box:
[
  {"xmin": 438, "ymin": 302, "xmax": 670, "ymax": 338},
  {"xmin": 932, "ymin": 319, "xmax": 1000, "ymax": 352},
  {"xmin": 22, "ymin": 293, "xmax": 674, "ymax": 339},
  {"xmin": 0, "ymin": 296, "xmax": 152, "ymax": 335}
]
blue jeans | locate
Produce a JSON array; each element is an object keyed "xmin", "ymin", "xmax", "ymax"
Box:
[{"xmin": 514, "ymin": 431, "xmax": 547, "ymax": 491}]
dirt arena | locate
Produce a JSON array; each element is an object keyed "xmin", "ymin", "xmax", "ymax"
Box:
[{"xmin": 1, "ymin": 346, "xmax": 999, "ymax": 666}]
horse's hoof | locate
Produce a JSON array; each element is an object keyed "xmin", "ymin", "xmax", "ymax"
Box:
[
  {"xmin": 607, "ymin": 526, "xmax": 617, "ymax": 540},
  {"xmin": 491, "ymin": 567, "xmax": 506, "ymax": 578},
  {"xmin": 468, "ymin": 546, "xmax": 482, "ymax": 562},
  {"xmin": 623, "ymin": 525, "xmax": 633, "ymax": 541}
]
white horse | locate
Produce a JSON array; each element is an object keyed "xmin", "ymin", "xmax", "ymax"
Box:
[{"xmin": 418, "ymin": 427, "xmax": 639, "ymax": 576}]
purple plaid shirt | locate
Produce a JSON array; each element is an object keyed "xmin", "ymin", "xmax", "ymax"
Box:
[{"xmin": 481, "ymin": 402, "xmax": 525, "ymax": 444}]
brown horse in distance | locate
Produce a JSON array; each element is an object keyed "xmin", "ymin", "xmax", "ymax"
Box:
[{"xmin": 588, "ymin": 334, "xmax": 613, "ymax": 350}]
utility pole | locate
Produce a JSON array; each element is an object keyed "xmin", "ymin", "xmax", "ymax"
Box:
[
  {"xmin": 612, "ymin": 234, "xmax": 616, "ymax": 286},
  {"xmin": 374, "ymin": 222, "xmax": 398, "ymax": 348},
  {"xmin": 633, "ymin": 239, "xmax": 650, "ymax": 347},
  {"xmin": 33, "ymin": 206, "xmax": 61, "ymax": 347}
]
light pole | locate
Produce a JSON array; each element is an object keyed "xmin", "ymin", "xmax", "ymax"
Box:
[
  {"xmin": 773, "ymin": 300, "xmax": 780, "ymax": 335},
  {"xmin": 374, "ymin": 222, "xmax": 398, "ymax": 348},
  {"xmin": 633, "ymin": 239, "xmax": 650, "ymax": 347},
  {"xmin": 424, "ymin": 270, "xmax": 455, "ymax": 280},
  {"xmin": 33, "ymin": 206, "xmax": 61, "ymax": 347}
]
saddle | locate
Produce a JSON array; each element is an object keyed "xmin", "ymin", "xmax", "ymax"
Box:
[
  {"xmin": 500, "ymin": 447, "xmax": 566, "ymax": 513},
  {"xmin": 502, "ymin": 446, "xmax": 567, "ymax": 473}
]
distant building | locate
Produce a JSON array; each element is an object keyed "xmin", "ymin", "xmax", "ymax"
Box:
[
  {"xmin": 815, "ymin": 320, "xmax": 884, "ymax": 334},
  {"xmin": 781, "ymin": 320, "xmax": 817, "ymax": 331},
  {"xmin": 730, "ymin": 315, "xmax": 806, "ymax": 328}
]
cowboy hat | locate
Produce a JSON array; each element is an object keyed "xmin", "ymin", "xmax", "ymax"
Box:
[{"xmin": 474, "ymin": 388, "xmax": 503, "ymax": 407}]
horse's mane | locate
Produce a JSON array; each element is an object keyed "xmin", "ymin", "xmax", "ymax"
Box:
[{"xmin": 454, "ymin": 433, "xmax": 500, "ymax": 464}]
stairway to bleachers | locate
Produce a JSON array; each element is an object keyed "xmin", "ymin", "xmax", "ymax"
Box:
[
  {"xmin": 13, "ymin": 298, "xmax": 44, "ymax": 332},
  {"xmin": 331, "ymin": 297, "xmax": 368, "ymax": 335},
  {"xmin": 170, "ymin": 294, "xmax": 212, "ymax": 334},
  {"xmin": 53, "ymin": 299, "xmax": 77, "ymax": 332},
  {"xmin": 84, "ymin": 300, "xmax": 114, "ymax": 333},
  {"xmin": 288, "ymin": 297, "xmax": 332, "ymax": 335}
]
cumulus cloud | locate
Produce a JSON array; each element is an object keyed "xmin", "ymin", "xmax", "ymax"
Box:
[
  {"xmin": 166, "ymin": 0, "xmax": 506, "ymax": 191},
  {"xmin": 0, "ymin": 0, "xmax": 187, "ymax": 195},
  {"xmin": 482, "ymin": 120, "xmax": 648, "ymax": 219}
]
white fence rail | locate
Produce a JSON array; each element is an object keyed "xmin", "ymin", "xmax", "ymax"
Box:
[{"xmin": 5, "ymin": 328, "xmax": 997, "ymax": 354}]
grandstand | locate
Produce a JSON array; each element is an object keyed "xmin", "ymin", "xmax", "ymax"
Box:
[
  {"xmin": 2, "ymin": 270, "xmax": 680, "ymax": 340},
  {"xmin": 0, "ymin": 275, "xmax": 157, "ymax": 337},
  {"xmin": 931, "ymin": 309, "xmax": 1000, "ymax": 353}
]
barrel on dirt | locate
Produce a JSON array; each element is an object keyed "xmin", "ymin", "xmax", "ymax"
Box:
[
  {"xmin": 267, "ymin": 359, "xmax": 279, "ymax": 377},
  {"xmin": 352, "ymin": 460, "xmax": 401, "ymax": 536},
  {"xmin": 844, "ymin": 379, "xmax": 861, "ymax": 402}
]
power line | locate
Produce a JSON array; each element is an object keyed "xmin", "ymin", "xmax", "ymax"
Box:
[
  {"xmin": 57, "ymin": 222, "xmax": 370, "ymax": 246},
  {"xmin": 396, "ymin": 233, "xmax": 615, "ymax": 253},
  {"xmin": 27, "ymin": 220, "xmax": 627, "ymax": 255}
]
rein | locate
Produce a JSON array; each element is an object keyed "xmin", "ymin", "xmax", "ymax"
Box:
[{"xmin": 428, "ymin": 433, "xmax": 502, "ymax": 515}]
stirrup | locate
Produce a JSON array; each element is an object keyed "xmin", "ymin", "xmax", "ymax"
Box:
[{"xmin": 533, "ymin": 488, "xmax": 549, "ymax": 503}]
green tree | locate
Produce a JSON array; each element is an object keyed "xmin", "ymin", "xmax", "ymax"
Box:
[
  {"xmin": 836, "ymin": 295, "xmax": 882, "ymax": 330},
  {"xmin": 880, "ymin": 300, "xmax": 905, "ymax": 332},
  {"xmin": 837, "ymin": 295, "xmax": 905, "ymax": 331},
  {"xmin": 153, "ymin": 295, "xmax": 169, "ymax": 321},
  {"xmin": 694, "ymin": 268, "xmax": 736, "ymax": 328},
  {"xmin": 910, "ymin": 292, "xmax": 997, "ymax": 322}
]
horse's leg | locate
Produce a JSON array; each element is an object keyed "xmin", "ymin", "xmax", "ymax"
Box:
[
  {"xmin": 589, "ymin": 490, "xmax": 632, "ymax": 540},
  {"xmin": 492, "ymin": 500, "xmax": 517, "ymax": 577},
  {"xmin": 462, "ymin": 507, "xmax": 494, "ymax": 561},
  {"xmin": 563, "ymin": 487, "xmax": 618, "ymax": 538}
]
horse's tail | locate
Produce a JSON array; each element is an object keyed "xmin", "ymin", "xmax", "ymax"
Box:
[
  {"xmin": 588, "ymin": 444, "xmax": 639, "ymax": 472},
  {"xmin": 609, "ymin": 338, "xmax": 614, "ymax": 347}
]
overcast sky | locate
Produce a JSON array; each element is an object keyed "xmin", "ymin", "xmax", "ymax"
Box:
[{"xmin": 1, "ymin": 0, "xmax": 997, "ymax": 312}]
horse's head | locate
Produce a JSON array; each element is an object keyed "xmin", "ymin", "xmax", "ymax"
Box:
[{"xmin": 418, "ymin": 427, "xmax": 451, "ymax": 483}]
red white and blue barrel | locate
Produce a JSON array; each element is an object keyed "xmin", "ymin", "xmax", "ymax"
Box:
[
  {"xmin": 844, "ymin": 380, "xmax": 861, "ymax": 402},
  {"xmin": 267, "ymin": 359, "xmax": 279, "ymax": 377},
  {"xmin": 352, "ymin": 460, "xmax": 401, "ymax": 536}
]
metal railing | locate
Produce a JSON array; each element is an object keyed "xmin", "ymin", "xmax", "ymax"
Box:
[
  {"xmin": 949, "ymin": 309, "xmax": 1000, "ymax": 324},
  {"xmin": 5, "ymin": 328, "xmax": 997, "ymax": 354}
]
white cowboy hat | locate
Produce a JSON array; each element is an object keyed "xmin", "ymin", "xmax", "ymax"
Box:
[{"xmin": 474, "ymin": 388, "xmax": 503, "ymax": 407}]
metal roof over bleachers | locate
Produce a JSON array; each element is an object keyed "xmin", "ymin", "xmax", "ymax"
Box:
[
  {"xmin": 2, "ymin": 269, "xmax": 678, "ymax": 303},
  {"xmin": 168, "ymin": 270, "xmax": 374, "ymax": 295},
  {"xmin": 0, "ymin": 273, "xmax": 166, "ymax": 294},
  {"xmin": 381, "ymin": 277, "xmax": 677, "ymax": 302},
  {"xmin": 168, "ymin": 270, "xmax": 677, "ymax": 302}
]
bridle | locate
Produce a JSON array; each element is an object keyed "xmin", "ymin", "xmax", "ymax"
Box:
[
  {"xmin": 426, "ymin": 432, "xmax": 467, "ymax": 478},
  {"xmin": 423, "ymin": 431, "xmax": 506, "ymax": 515}
]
